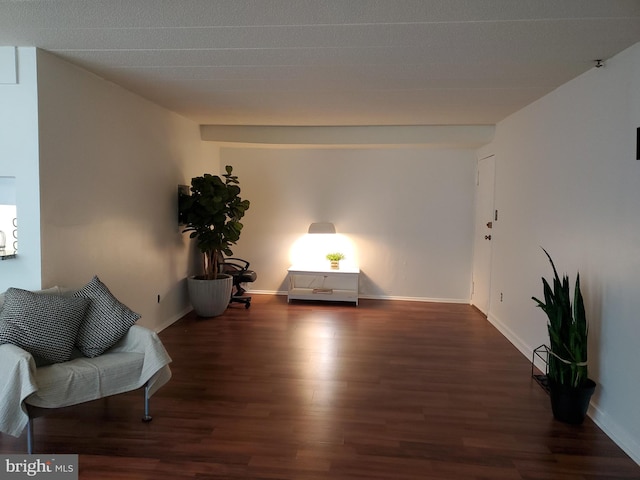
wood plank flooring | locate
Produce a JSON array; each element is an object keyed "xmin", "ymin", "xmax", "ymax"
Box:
[{"xmin": 2, "ymin": 295, "xmax": 639, "ymax": 479}]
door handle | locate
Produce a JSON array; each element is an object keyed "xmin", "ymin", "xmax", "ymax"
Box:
[{"xmin": 484, "ymin": 235, "xmax": 492, "ymax": 240}]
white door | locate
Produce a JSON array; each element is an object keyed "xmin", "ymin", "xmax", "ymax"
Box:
[{"xmin": 471, "ymin": 155, "xmax": 495, "ymax": 315}]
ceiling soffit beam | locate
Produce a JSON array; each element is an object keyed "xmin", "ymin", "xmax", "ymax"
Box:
[{"xmin": 200, "ymin": 125, "xmax": 495, "ymax": 149}]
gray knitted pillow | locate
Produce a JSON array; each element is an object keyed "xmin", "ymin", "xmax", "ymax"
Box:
[
  {"xmin": 73, "ymin": 276, "xmax": 140, "ymax": 357},
  {"xmin": 0, "ymin": 288, "xmax": 90, "ymax": 364}
]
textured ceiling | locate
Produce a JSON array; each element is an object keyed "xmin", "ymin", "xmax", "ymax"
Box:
[{"xmin": 1, "ymin": 0, "xmax": 640, "ymax": 126}]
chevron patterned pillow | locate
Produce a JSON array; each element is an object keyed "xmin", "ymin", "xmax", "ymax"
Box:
[
  {"xmin": 73, "ymin": 276, "xmax": 141, "ymax": 357},
  {"xmin": 0, "ymin": 288, "xmax": 90, "ymax": 364}
]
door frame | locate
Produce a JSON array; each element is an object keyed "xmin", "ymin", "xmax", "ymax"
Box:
[{"xmin": 471, "ymin": 154, "xmax": 496, "ymax": 315}]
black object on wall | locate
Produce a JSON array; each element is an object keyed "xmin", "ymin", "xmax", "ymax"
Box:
[
  {"xmin": 178, "ymin": 185, "xmax": 190, "ymax": 225},
  {"xmin": 637, "ymin": 127, "xmax": 639, "ymax": 160}
]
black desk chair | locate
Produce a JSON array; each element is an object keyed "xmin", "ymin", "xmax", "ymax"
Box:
[{"xmin": 220, "ymin": 257, "xmax": 257, "ymax": 308}]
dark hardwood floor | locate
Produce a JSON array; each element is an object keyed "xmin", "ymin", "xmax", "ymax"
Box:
[{"xmin": 2, "ymin": 295, "xmax": 639, "ymax": 479}]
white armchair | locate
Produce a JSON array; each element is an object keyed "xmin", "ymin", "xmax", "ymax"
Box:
[
  {"xmin": 0, "ymin": 281, "xmax": 172, "ymax": 453},
  {"xmin": 0, "ymin": 325, "xmax": 171, "ymax": 453}
]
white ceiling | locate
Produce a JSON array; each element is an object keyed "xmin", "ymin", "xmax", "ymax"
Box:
[{"xmin": 1, "ymin": 0, "xmax": 640, "ymax": 126}]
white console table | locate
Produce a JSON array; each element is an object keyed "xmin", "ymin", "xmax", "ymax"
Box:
[{"xmin": 287, "ymin": 265, "xmax": 360, "ymax": 305}]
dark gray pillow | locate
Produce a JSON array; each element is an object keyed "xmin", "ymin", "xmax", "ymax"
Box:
[
  {"xmin": 73, "ymin": 276, "xmax": 140, "ymax": 357},
  {"xmin": 0, "ymin": 288, "xmax": 90, "ymax": 364}
]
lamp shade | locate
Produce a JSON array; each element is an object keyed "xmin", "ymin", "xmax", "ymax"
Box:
[{"xmin": 308, "ymin": 222, "xmax": 336, "ymax": 234}]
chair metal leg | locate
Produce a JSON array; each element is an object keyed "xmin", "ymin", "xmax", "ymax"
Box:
[
  {"xmin": 142, "ymin": 382, "xmax": 152, "ymax": 422},
  {"xmin": 27, "ymin": 417, "xmax": 34, "ymax": 454}
]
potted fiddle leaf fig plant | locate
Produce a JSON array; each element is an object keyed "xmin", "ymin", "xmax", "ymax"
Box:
[
  {"xmin": 532, "ymin": 248, "xmax": 596, "ymax": 424},
  {"xmin": 179, "ymin": 165, "xmax": 250, "ymax": 317}
]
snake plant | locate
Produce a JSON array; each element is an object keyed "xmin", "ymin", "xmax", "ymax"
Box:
[{"xmin": 532, "ymin": 248, "xmax": 588, "ymax": 388}]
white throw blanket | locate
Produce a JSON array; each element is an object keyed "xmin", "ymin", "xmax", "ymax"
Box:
[{"xmin": 0, "ymin": 325, "xmax": 171, "ymax": 438}]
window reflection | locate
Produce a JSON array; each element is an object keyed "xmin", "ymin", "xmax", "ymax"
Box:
[{"xmin": 0, "ymin": 177, "xmax": 17, "ymax": 257}]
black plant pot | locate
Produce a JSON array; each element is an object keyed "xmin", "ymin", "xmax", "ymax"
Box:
[{"xmin": 548, "ymin": 378, "xmax": 596, "ymax": 425}]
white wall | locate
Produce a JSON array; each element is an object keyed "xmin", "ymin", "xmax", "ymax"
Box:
[
  {"xmin": 482, "ymin": 42, "xmax": 640, "ymax": 463},
  {"xmin": 35, "ymin": 50, "xmax": 216, "ymax": 331},
  {"xmin": 0, "ymin": 47, "xmax": 42, "ymax": 290},
  {"xmin": 222, "ymin": 146, "xmax": 476, "ymax": 302}
]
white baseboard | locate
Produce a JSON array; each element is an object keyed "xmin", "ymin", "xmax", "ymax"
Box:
[
  {"xmin": 246, "ymin": 290, "xmax": 287, "ymax": 296},
  {"xmin": 486, "ymin": 312, "xmax": 544, "ymax": 369},
  {"xmin": 589, "ymin": 400, "xmax": 640, "ymax": 465},
  {"xmin": 154, "ymin": 306, "xmax": 193, "ymax": 333},
  {"xmin": 358, "ymin": 294, "xmax": 470, "ymax": 303},
  {"xmin": 247, "ymin": 290, "xmax": 470, "ymax": 304}
]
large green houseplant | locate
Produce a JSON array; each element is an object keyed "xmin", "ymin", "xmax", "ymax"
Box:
[
  {"xmin": 532, "ymin": 248, "xmax": 596, "ymax": 424},
  {"xmin": 179, "ymin": 165, "xmax": 250, "ymax": 316}
]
